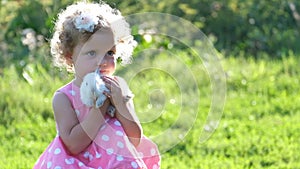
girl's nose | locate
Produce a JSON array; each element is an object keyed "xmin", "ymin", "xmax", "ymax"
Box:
[{"xmin": 98, "ymin": 56, "xmax": 107, "ymax": 67}]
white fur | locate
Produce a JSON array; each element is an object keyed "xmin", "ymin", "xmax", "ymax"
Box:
[{"xmin": 80, "ymin": 72, "xmax": 110, "ymax": 108}]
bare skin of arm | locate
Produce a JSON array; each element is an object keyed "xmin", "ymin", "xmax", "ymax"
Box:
[
  {"xmin": 53, "ymin": 91, "xmax": 110, "ymax": 155},
  {"xmin": 103, "ymin": 76, "xmax": 142, "ymax": 147},
  {"xmin": 115, "ymin": 99, "xmax": 142, "ymax": 147}
]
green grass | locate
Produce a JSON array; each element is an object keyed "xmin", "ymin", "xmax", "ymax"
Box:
[{"xmin": 0, "ymin": 53, "xmax": 300, "ymax": 168}]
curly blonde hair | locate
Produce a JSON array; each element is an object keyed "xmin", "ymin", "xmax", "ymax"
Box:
[{"xmin": 51, "ymin": 1, "xmax": 137, "ymax": 71}]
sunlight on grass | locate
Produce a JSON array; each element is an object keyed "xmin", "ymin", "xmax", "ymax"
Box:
[{"xmin": 0, "ymin": 53, "xmax": 300, "ymax": 168}]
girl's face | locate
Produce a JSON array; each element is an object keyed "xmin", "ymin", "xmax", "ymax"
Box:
[{"xmin": 72, "ymin": 28, "xmax": 117, "ymax": 85}]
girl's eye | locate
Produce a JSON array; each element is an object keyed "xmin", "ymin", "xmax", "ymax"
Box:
[
  {"xmin": 106, "ymin": 50, "xmax": 115, "ymax": 57},
  {"xmin": 87, "ymin": 51, "xmax": 96, "ymax": 57}
]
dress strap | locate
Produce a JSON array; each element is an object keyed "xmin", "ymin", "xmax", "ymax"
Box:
[{"xmin": 56, "ymin": 82, "xmax": 80, "ymax": 108}]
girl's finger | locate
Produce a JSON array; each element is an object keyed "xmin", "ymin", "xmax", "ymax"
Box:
[
  {"xmin": 102, "ymin": 75, "xmax": 115, "ymax": 80},
  {"xmin": 103, "ymin": 76, "xmax": 119, "ymax": 85},
  {"xmin": 105, "ymin": 84, "xmax": 112, "ymax": 90},
  {"xmin": 102, "ymin": 76, "xmax": 114, "ymax": 84},
  {"xmin": 104, "ymin": 80, "xmax": 119, "ymax": 90},
  {"xmin": 103, "ymin": 91, "xmax": 111, "ymax": 98}
]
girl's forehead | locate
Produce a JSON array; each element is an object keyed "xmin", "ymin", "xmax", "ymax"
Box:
[{"xmin": 83, "ymin": 28, "xmax": 116, "ymax": 52}]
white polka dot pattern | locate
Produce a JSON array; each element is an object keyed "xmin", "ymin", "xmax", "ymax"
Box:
[
  {"xmin": 47, "ymin": 161, "xmax": 52, "ymax": 168},
  {"xmin": 117, "ymin": 141, "xmax": 124, "ymax": 148},
  {"xmin": 116, "ymin": 155, "xmax": 124, "ymax": 161},
  {"xmin": 106, "ymin": 148, "xmax": 114, "ymax": 155},
  {"xmin": 131, "ymin": 161, "xmax": 138, "ymax": 168},
  {"xmin": 101, "ymin": 134, "xmax": 109, "ymax": 141},
  {"xmin": 75, "ymin": 109, "xmax": 80, "ymax": 116},
  {"xmin": 96, "ymin": 152, "xmax": 101, "ymax": 158},
  {"xmin": 116, "ymin": 130, "xmax": 124, "ymax": 136},
  {"xmin": 114, "ymin": 120, "xmax": 121, "ymax": 126},
  {"xmin": 54, "ymin": 148, "xmax": 61, "ymax": 155},
  {"xmin": 151, "ymin": 148, "xmax": 156, "ymax": 156},
  {"xmin": 65, "ymin": 158, "xmax": 75, "ymax": 165},
  {"xmin": 69, "ymin": 90, "xmax": 76, "ymax": 96},
  {"xmin": 33, "ymin": 83, "xmax": 161, "ymax": 169}
]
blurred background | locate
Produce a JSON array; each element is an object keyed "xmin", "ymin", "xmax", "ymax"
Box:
[
  {"xmin": 0, "ymin": 0, "xmax": 299, "ymax": 168},
  {"xmin": 1, "ymin": 0, "xmax": 300, "ymax": 68}
]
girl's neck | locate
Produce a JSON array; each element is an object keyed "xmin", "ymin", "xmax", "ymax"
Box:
[{"xmin": 72, "ymin": 77, "xmax": 82, "ymax": 88}]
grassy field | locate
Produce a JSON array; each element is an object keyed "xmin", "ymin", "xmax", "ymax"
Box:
[{"xmin": 0, "ymin": 52, "xmax": 300, "ymax": 168}]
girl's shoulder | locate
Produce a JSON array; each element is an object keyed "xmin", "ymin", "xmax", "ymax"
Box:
[
  {"xmin": 57, "ymin": 81, "xmax": 79, "ymax": 95},
  {"xmin": 57, "ymin": 81, "xmax": 73, "ymax": 93},
  {"xmin": 54, "ymin": 81, "xmax": 78, "ymax": 103},
  {"xmin": 52, "ymin": 81, "xmax": 77, "ymax": 111}
]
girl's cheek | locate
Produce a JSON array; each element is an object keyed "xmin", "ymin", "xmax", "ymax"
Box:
[{"xmin": 111, "ymin": 59, "xmax": 116, "ymax": 64}]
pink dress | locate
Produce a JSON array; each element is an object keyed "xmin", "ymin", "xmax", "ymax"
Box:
[{"xmin": 33, "ymin": 82, "xmax": 161, "ymax": 169}]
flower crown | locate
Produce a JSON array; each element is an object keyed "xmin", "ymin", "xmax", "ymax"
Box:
[
  {"xmin": 73, "ymin": 12, "xmax": 107, "ymax": 32},
  {"xmin": 71, "ymin": 9, "xmax": 137, "ymax": 65}
]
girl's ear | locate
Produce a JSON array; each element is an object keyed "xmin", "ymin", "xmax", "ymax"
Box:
[{"xmin": 65, "ymin": 52, "xmax": 74, "ymax": 65}]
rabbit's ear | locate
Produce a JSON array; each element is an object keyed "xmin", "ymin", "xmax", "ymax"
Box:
[{"xmin": 95, "ymin": 68, "xmax": 100, "ymax": 75}]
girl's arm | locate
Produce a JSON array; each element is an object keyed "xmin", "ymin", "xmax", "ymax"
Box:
[
  {"xmin": 52, "ymin": 92, "xmax": 109, "ymax": 155},
  {"xmin": 115, "ymin": 98, "xmax": 142, "ymax": 147},
  {"xmin": 103, "ymin": 76, "xmax": 142, "ymax": 147}
]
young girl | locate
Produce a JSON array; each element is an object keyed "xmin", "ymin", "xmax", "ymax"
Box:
[{"xmin": 33, "ymin": 1, "xmax": 160, "ymax": 169}]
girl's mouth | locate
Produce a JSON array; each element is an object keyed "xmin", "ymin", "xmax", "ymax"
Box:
[{"xmin": 100, "ymin": 70, "xmax": 106, "ymax": 73}]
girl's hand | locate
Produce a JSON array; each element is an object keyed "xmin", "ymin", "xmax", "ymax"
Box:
[
  {"xmin": 99, "ymin": 99, "xmax": 111, "ymax": 116},
  {"xmin": 102, "ymin": 76, "xmax": 142, "ymax": 146},
  {"xmin": 102, "ymin": 76, "xmax": 130, "ymax": 108}
]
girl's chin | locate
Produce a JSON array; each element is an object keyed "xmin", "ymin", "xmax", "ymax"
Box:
[{"xmin": 100, "ymin": 71, "xmax": 112, "ymax": 76}]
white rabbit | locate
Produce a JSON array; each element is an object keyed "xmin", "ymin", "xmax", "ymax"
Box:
[{"xmin": 80, "ymin": 69, "xmax": 110, "ymax": 108}]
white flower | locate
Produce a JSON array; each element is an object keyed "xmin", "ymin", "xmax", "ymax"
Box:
[{"xmin": 74, "ymin": 13, "xmax": 99, "ymax": 32}]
